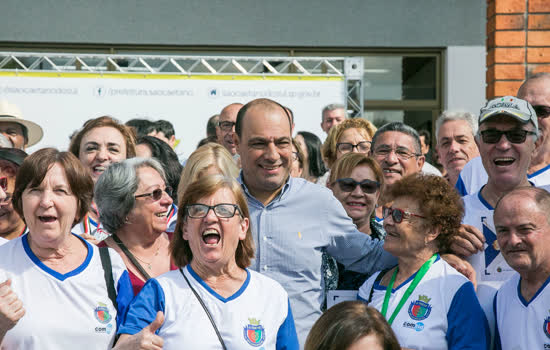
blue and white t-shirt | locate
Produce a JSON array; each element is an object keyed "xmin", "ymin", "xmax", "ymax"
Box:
[
  {"xmin": 494, "ymin": 273, "xmax": 550, "ymax": 350},
  {"xmin": 119, "ymin": 265, "xmax": 299, "ymax": 350},
  {"xmin": 0, "ymin": 234, "xmax": 133, "ymax": 349},
  {"xmin": 357, "ymin": 257, "xmax": 489, "ymax": 350}
]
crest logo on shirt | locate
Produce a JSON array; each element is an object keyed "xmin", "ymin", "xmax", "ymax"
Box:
[
  {"xmin": 94, "ymin": 302, "xmax": 112, "ymax": 324},
  {"xmin": 243, "ymin": 318, "xmax": 265, "ymax": 347},
  {"xmin": 408, "ymin": 295, "xmax": 432, "ymax": 321},
  {"xmin": 544, "ymin": 315, "xmax": 550, "ymax": 339}
]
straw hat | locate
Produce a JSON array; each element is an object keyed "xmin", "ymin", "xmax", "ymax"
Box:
[{"xmin": 0, "ymin": 100, "xmax": 43, "ymax": 147}]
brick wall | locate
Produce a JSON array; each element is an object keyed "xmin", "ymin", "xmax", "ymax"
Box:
[{"xmin": 486, "ymin": 0, "xmax": 550, "ymax": 98}]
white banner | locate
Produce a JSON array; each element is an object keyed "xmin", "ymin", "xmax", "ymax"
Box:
[{"xmin": 0, "ymin": 74, "xmax": 345, "ymax": 158}]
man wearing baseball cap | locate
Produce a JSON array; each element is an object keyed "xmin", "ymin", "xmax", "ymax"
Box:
[
  {"xmin": 0, "ymin": 100, "xmax": 43, "ymax": 149},
  {"xmin": 459, "ymin": 96, "xmax": 547, "ymax": 341},
  {"xmin": 0, "ymin": 148, "xmax": 27, "ymax": 246}
]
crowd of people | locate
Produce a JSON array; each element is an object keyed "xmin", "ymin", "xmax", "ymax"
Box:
[{"xmin": 0, "ymin": 72, "xmax": 550, "ymax": 349}]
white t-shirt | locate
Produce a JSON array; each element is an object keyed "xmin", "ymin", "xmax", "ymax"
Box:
[
  {"xmin": 494, "ymin": 273, "xmax": 550, "ymax": 349},
  {"xmin": 119, "ymin": 265, "xmax": 299, "ymax": 350},
  {"xmin": 357, "ymin": 257, "xmax": 489, "ymax": 350},
  {"xmin": 0, "ymin": 234, "xmax": 134, "ymax": 349}
]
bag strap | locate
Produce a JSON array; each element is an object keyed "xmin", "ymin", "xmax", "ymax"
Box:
[
  {"xmin": 99, "ymin": 247, "xmax": 118, "ymax": 310},
  {"xmin": 99, "ymin": 247, "xmax": 120, "ymax": 344},
  {"xmin": 367, "ymin": 268, "xmax": 391, "ymax": 304},
  {"xmin": 179, "ymin": 267, "xmax": 227, "ymax": 350},
  {"xmin": 111, "ymin": 234, "xmax": 152, "ymax": 281}
]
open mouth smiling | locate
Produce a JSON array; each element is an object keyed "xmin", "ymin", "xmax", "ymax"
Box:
[{"xmin": 202, "ymin": 229, "xmax": 221, "ymax": 245}]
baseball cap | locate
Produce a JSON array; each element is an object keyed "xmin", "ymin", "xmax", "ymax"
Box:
[
  {"xmin": 0, "ymin": 100, "xmax": 44, "ymax": 147},
  {"xmin": 479, "ymin": 96, "xmax": 538, "ymax": 130},
  {"xmin": 0, "ymin": 148, "xmax": 28, "ymax": 167}
]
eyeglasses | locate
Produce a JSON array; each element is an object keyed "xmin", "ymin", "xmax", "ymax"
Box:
[
  {"xmin": 135, "ymin": 187, "xmax": 172, "ymax": 201},
  {"xmin": 334, "ymin": 178, "xmax": 380, "ymax": 194},
  {"xmin": 533, "ymin": 105, "xmax": 550, "ymax": 119},
  {"xmin": 479, "ymin": 129, "xmax": 537, "ymax": 144},
  {"xmin": 218, "ymin": 121, "xmax": 236, "ymax": 132},
  {"xmin": 373, "ymin": 147, "xmax": 420, "ymax": 160},
  {"xmin": 336, "ymin": 141, "xmax": 371, "ymax": 154},
  {"xmin": 382, "ymin": 206, "xmax": 425, "ymax": 223},
  {"xmin": 0, "ymin": 177, "xmax": 7, "ymax": 191},
  {"xmin": 185, "ymin": 203, "xmax": 241, "ymax": 219}
]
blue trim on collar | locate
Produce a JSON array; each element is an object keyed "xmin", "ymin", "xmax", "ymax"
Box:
[
  {"xmin": 373, "ymin": 255, "xmax": 440, "ymax": 292},
  {"xmin": 22, "ymin": 233, "xmax": 93, "ymax": 281},
  {"xmin": 186, "ymin": 264, "xmax": 251, "ymax": 303},
  {"xmin": 477, "ymin": 187, "xmax": 494, "ymax": 210},
  {"xmin": 528, "ymin": 163, "xmax": 550, "ymax": 178},
  {"xmin": 517, "ymin": 273, "xmax": 550, "ymax": 307}
]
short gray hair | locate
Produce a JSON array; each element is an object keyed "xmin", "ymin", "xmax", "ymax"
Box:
[
  {"xmin": 95, "ymin": 157, "xmax": 167, "ymax": 234},
  {"xmin": 371, "ymin": 122, "xmax": 422, "ymax": 154},
  {"xmin": 321, "ymin": 103, "xmax": 345, "ymax": 122},
  {"xmin": 435, "ymin": 111, "xmax": 478, "ymax": 145}
]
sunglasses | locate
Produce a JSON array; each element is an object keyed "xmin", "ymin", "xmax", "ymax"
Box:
[
  {"xmin": 334, "ymin": 178, "xmax": 380, "ymax": 194},
  {"xmin": 382, "ymin": 206, "xmax": 425, "ymax": 223},
  {"xmin": 533, "ymin": 105, "xmax": 550, "ymax": 119},
  {"xmin": 185, "ymin": 203, "xmax": 241, "ymax": 219},
  {"xmin": 479, "ymin": 129, "xmax": 537, "ymax": 144},
  {"xmin": 0, "ymin": 177, "xmax": 6, "ymax": 192},
  {"xmin": 135, "ymin": 187, "xmax": 172, "ymax": 201}
]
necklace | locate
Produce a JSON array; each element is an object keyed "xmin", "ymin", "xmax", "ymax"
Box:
[{"xmin": 128, "ymin": 245, "xmax": 161, "ymax": 270}]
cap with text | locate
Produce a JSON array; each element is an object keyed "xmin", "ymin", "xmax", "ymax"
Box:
[{"xmin": 479, "ymin": 96, "xmax": 538, "ymax": 130}]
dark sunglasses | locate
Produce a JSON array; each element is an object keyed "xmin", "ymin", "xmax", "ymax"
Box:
[
  {"xmin": 0, "ymin": 177, "xmax": 7, "ymax": 191},
  {"xmin": 533, "ymin": 105, "xmax": 550, "ymax": 119},
  {"xmin": 480, "ymin": 129, "xmax": 537, "ymax": 144},
  {"xmin": 382, "ymin": 206, "xmax": 425, "ymax": 223},
  {"xmin": 334, "ymin": 178, "xmax": 380, "ymax": 194},
  {"xmin": 135, "ymin": 187, "xmax": 172, "ymax": 201}
]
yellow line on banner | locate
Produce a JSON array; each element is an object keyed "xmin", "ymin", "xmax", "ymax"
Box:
[{"xmin": 0, "ymin": 71, "xmax": 344, "ymax": 81}]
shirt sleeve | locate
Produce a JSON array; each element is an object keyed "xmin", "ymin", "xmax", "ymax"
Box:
[
  {"xmin": 357, "ymin": 273, "xmax": 378, "ymax": 303},
  {"xmin": 446, "ymin": 282, "xmax": 490, "ymax": 350},
  {"xmin": 276, "ymin": 299, "xmax": 299, "ymax": 350},
  {"xmin": 115, "ymin": 270, "xmax": 134, "ymax": 329},
  {"xmin": 118, "ymin": 278, "xmax": 166, "ymax": 335},
  {"xmin": 324, "ymin": 194, "xmax": 396, "ymax": 275}
]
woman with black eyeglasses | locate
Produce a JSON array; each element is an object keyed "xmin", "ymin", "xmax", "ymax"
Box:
[
  {"xmin": 327, "ymin": 153, "xmax": 384, "ymax": 291},
  {"xmin": 114, "ymin": 175, "xmax": 299, "ymax": 350},
  {"xmin": 95, "ymin": 158, "xmax": 177, "ymax": 295},
  {"xmin": 357, "ymin": 173, "xmax": 489, "ymax": 350}
]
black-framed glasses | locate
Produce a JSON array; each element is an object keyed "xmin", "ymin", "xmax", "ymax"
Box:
[
  {"xmin": 479, "ymin": 129, "xmax": 537, "ymax": 144},
  {"xmin": 533, "ymin": 105, "xmax": 550, "ymax": 119},
  {"xmin": 0, "ymin": 177, "xmax": 7, "ymax": 191},
  {"xmin": 373, "ymin": 147, "xmax": 420, "ymax": 160},
  {"xmin": 382, "ymin": 206, "xmax": 425, "ymax": 223},
  {"xmin": 334, "ymin": 178, "xmax": 380, "ymax": 194},
  {"xmin": 135, "ymin": 187, "xmax": 172, "ymax": 201},
  {"xmin": 336, "ymin": 141, "xmax": 371, "ymax": 154},
  {"xmin": 218, "ymin": 121, "xmax": 236, "ymax": 132},
  {"xmin": 185, "ymin": 203, "xmax": 241, "ymax": 219}
]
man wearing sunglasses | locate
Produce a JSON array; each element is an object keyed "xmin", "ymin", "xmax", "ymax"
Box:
[
  {"xmin": 456, "ymin": 73, "xmax": 550, "ymax": 197},
  {"xmin": 459, "ymin": 95, "xmax": 549, "ymax": 341},
  {"xmin": 0, "ymin": 148, "xmax": 27, "ymax": 246}
]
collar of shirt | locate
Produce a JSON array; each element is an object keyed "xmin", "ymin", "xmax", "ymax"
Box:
[{"xmin": 237, "ymin": 171, "xmax": 292, "ymax": 208}]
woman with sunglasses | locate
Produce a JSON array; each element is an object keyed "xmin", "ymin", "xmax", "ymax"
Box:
[
  {"xmin": 328, "ymin": 153, "xmax": 385, "ymax": 290},
  {"xmin": 115, "ymin": 175, "xmax": 299, "ymax": 350},
  {"xmin": 95, "ymin": 158, "xmax": 177, "ymax": 295},
  {"xmin": 322, "ymin": 118, "xmax": 377, "ymax": 187},
  {"xmin": 358, "ymin": 173, "xmax": 489, "ymax": 350}
]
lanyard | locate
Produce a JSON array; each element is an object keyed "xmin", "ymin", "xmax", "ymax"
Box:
[{"xmin": 381, "ymin": 254, "xmax": 437, "ymax": 326}]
